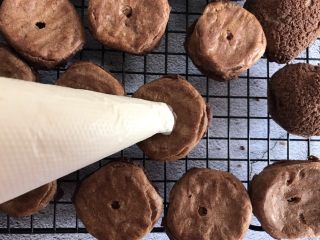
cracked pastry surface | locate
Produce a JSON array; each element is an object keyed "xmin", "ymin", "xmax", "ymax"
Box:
[
  {"xmin": 245, "ymin": 0, "xmax": 320, "ymax": 63},
  {"xmin": 268, "ymin": 63, "xmax": 320, "ymax": 137}
]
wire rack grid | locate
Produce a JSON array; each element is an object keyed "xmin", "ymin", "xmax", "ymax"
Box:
[{"xmin": 0, "ymin": 0, "xmax": 320, "ymax": 239}]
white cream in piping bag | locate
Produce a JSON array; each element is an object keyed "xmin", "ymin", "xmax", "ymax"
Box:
[{"xmin": 0, "ymin": 77, "xmax": 175, "ymax": 204}]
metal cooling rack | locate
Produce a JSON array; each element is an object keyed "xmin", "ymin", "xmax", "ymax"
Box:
[{"xmin": 1, "ymin": 0, "xmax": 320, "ymax": 239}]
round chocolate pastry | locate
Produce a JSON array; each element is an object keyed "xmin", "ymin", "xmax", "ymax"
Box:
[
  {"xmin": 56, "ymin": 61, "xmax": 125, "ymax": 95},
  {"xmin": 269, "ymin": 63, "xmax": 320, "ymax": 137},
  {"xmin": 88, "ymin": 0, "xmax": 170, "ymax": 54},
  {"xmin": 133, "ymin": 75, "xmax": 210, "ymax": 161},
  {"xmin": 245, "ymin": 0, "xmax": 320, "ymax": 64},
  {"xmin": 73, "ymin": 161, "xmax": 163, "ymax": 240},
  {"xmin": 185, "ymin": 2, "xmax": 266, "ymax": 81},
  {"xmin": 0, "ymin": 46, "xmax": 37, "ymax": 81},
  {"xmin": 0, "ymin": 182, "xmax": 57, "ymax": 217},
  {"xmin": 250, "ymin": 157, "xmax": 320, "ymax": 239},
  {"xmin": 0, "ymin": 0, "xmax": 85, "ymax": 69},
  {"xmin": 165, "ymin": 168, "xmax": 252, "ymax": 240}
]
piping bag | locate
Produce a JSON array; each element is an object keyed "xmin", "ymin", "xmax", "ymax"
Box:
[{"xmin": 0, "ymin": 77, "xmax": 175, "ymax": 204}]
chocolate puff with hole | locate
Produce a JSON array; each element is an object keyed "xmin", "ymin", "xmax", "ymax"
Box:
[
  {"xmin": 185, "ymin": 2, "xmax": 266, "ymax": 81},
  {"xmin": 249, "ymin": 157, "xmax": 320, "ymax": 239},
  {"xmin": 133, "ymin": 75, "xmax": 210, "ymax": 161},
  {"xmin": 73, "ymin": 161, "xmax": 163, "ymax": 240},
  {"xmin": 165, "ymin": 168, "xmax": 252, "ymax": 240},
  {"xmin": 88, "ymin": 0, "xmax": 170, "ymax": 55},
  {"xmin": 0, "ymin": 0, "xmax": 85, "ymax": 69}
]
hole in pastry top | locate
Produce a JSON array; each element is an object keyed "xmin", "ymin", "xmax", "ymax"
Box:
[
  {"xmin": 122, "ymin": 6, "xmax": 132, "ymax": 18},
  {"xmin": 286, "ymin": 173, "xmax": 295, "ymax": 186},
  {"xmin": 111, "ymin": 201, "xmax": 120, "ymax": 209},
  {"xmin": 198, "ymin": 206, "xmax": 207, "ymax": 216},
  {"xmin": 226, "ymin": 30, "xmax": 233, "ymax": 41},
  {"xmin": 35, "ymin": 22, "xmax": 46, "ymax": 29},
  {"xmin": 286, "ymin": 178, "xmax": 293, "ymax": 186},
  {"xmin": 299, "ymin": 213, "xmax": 307, "ymax": 224},
  {"xmin": 287, "ymin": 196, "xmax": 301, "ymax": 203}
]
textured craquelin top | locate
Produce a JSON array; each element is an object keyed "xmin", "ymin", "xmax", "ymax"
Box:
[{"xmin": 245, "ymin": 0, "xmax": 320, "ymax": 63}]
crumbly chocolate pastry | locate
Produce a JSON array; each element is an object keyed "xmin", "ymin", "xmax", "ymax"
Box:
[
  {"xmin": 56, "ymin": 61, "xmax": 125, "ymax": 95},
  {"xmin": 268, "ymin": 63, "xmax": 320, "ymax": 137},
  {"xmin": 165, "ymin": 168, "xmax": 252, "ymax": 240},
  {"xmin": 185, "ymin": 2, "xmax": 266, "ymax": 81},
  {"xmin": 73, "ymin": 161, "xmax": 163, "ymax": 240},
  {"xmin": 0, "ymin": 46, "xmax": 37, "ymax": 81},
  {"xmin": 0, "ymin": 0, "xmax": 85, "ymax": 69},
  {"xmin": 133, "ymin": 75, "xmax": 210, "ymax": 161},
  {"xmin": 244, "ymin": 0, "xmax": 320, "ymax": 64},
  {"xmin": 88, "ymin": 0, "xmax": 170, "ymax": 54},
  {"xmin": 0, "ymin": 182, "xmax": 57, "ymax": 217},
  {"xmin": 250, "ymin": 157, "xmax": 320, "ymax": 239}
]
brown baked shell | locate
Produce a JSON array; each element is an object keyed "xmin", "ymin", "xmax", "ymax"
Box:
[
  {"xmin": 268, "ymin": 63, "xmax": 320, "ymax": 137},
  {"xmin": 250, "ymin": 158, "xmax": 320, "ymax": 239},
  {"xmin": 56, "ymin": 61, "xmax": 125, "ymax": 95},
  {"xmin": 88, "ymin": 0, "xmax": 170, "ymax": 55},
  {"xmin": 133, "ymin": 75, "xmax": 210, "ymax": 161},
  {"xmin": 245, "ymin": 0, "xmax": 320, "ymax": 63},
  {"xmin": 0, "ymin": 182, "xmax": 57, "ymax": 217},
  {"xmin": 165, "ymin": 168, "xmax": 252, "ymax": 240},
  {"xmin": 185, "ymin": 2, "xmax": 266, "ymax": 81},
  {"xmin": 73, "ymin": 161, "xmax": 163, "ymax": 240},
  {"xmin": 0, "ymin": 0, "xmax": 85, "ymax": 69},
  {"xmin": 0, "ymin": 45, "xmax": 37, "ymax": 81}
]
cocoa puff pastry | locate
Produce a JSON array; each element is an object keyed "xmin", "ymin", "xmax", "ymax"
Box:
[
  {"xmin": 186, "ymin": 2, "xmax": 266, "ymax": 81},
  {"xmin": 0, "ymin": 182, "xmax": 57, "ymax": 217},
  {"xmin": 0, "ymin": 0, "xmax": 85, "ymax": 69},
  {"xmin": 245, "ymin": 0, "xmax": 320, "ymax": 64},
  {"xmin": 133, "ymin": 75, "xmax": 210, "ymax": 161},
  {"xmin": 268, "ymin": 63, "xmax": 320, "ymax": 137},
  {"xmin": 88, "ymin": 0, "xmax": 171, "ymax": 55},
  {"xmin": 165, "ymin": 168, "xmax": 252, "ymax": 240},
  {"xmin": 250, "ymin": 157, "xmax": 320, "ymax": 239},
  {"xmin": 0, "ymin": 46, "xmax": 37, "ymax": 81},
  {"xmin": 73, "ymin": 161, "xmax": 163, "ymax": 240},
  {"xmin": 56, "ymin": 61, "xmax": 125, "ymax": 96}
]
